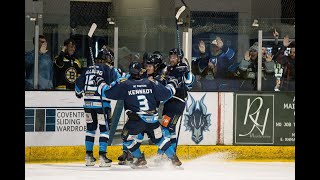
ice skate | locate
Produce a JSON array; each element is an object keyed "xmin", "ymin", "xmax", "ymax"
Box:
[
  {"xmin": 118, "ymin": 150, "xmax": 133, "ymax": 165},
  {"xmin": 85, "ymin": 152, "xmax": 96, "ymax": 166},
  {"xmin": 170, "ymin": 154, "xmax": 183, "ymax": 169},
  {"xmin": 153, "ymin": 153, "xmax": 164, "ymax": 166},
  {"xmin": 126, "ymin": 151, "xmax": 134, "ymax": 164},
  {"xmin": 131, "ymin": 153, "xmax": 147, "ymax": 169},
  {"xmin": 99, "ymin": 153, "xmax": 112, "ymax": 167}
]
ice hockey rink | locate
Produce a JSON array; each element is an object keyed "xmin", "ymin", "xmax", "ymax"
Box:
[{"xmin": 25, "ymin": 153, "xmax": 295, "ymax": 180}]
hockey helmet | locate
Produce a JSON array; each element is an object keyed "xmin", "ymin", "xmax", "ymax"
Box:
[
  {"xmin": 152, "ymin": 51, "xmax": 163, "ymax": 61},
  {"xmin": 96, "ymin": 48, "xmax": 114, "ymax": 64},
  {"xmin": 146, "ymin": 53, "xmax": 163, "ymax": 70},
  {"xmin": 129, "ymin": 61, "xmax": 143, "ymax": 75},
  {"xmin": 169, "ymin": 48, "xmax": 184, "ymax": 60}
]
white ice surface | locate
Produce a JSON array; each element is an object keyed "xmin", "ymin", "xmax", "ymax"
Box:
[{"xmin": 25, "ymin": 153, "xmax": 295, "ymax": 180}]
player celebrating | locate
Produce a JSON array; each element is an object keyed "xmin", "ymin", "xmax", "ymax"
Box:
[
  {"xmin": 75, "ymin": 48, "xmax": 121, "ymax": 167},
  {"xmin": 117, "ymin": 51, "xmax": 166, "ymax": 165},
  {"xmin": 94, "ymin": 62, "xmax": 182, "ymax": 168},
  {"xmin": 155, "ymin": 48, "xmax": 194, "ymax": 164},
  {"xmin": 145, "ymin": 51, "xmax": 167, "ymax": 83}
]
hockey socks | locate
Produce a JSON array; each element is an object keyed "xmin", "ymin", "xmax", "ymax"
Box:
[
  {"xmin": 99, "ymin": 131, "xmax": 109, "ymax": 152},
  {"xmin": 122, "ymin": 143, "xmax": 128, "ymax": 151},
  {"xmin": 130, "ymin": 148, "xmax": 143, "ymax": 159},
  {"xmin": 163, "ymin": 145, "xmax": 175, "ymax": 159},
  {"xmin": 85, "ymin": 130, "xmax": 96, "ymax": 152}
]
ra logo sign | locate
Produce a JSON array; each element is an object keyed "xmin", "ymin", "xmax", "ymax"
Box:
[{"xmin": 184, "ymin": 94, "xmax": 211, "ymax": 144}]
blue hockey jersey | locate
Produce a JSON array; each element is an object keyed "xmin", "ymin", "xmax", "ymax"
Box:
[
  {"xmin": 75, "ymin": 64, "xmax": 121, "ymax": 108},
  {"xmin": 165, "ymin": 62, "xmax": 194, "ymax": 101},
  {"xmin": 100, "ymin": 77, "xmax": 175, "ymax": 123}
]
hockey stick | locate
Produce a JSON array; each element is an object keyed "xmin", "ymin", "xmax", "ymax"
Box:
[
  {"xmin": 175, "ymin": 6, "xmax": 190, "ymax": 114},
  {"xmin": 88, "ymin": 23, "xmax": 97, "ymax": 70},
  {"xmin": 88, "ymin": 23, "xmax": 110, "ymax": 131},
  {"xmin": 175, "ymin": 5, "xmax": 186, "ymax": 56},
  {"xmin": 175, "ymin": 4, "xmax": 189, "ymax": 153},
  {"xmin": 175, "ymin": 115, "xmax": 183, "ymax": 153},
  {"xmin": 181, "ymin": 0, "xmax": 188, "ymax": 8}
]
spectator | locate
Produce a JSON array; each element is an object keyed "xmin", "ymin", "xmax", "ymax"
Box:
[
  {"xmin": 25, "ymin": 35, "xmax": 53, "ymax": 90},
  {"xmin": 272, "ymin": 29, "xmax": 283, "ymax": 91},
  {"xmin": 53, "ymin": 38, "xmax": 81, "ymax": 90},
  {"xmin": 274, "ymin": 35, "xmax": 295, "ymax": 91},
  {"xmin": 235, "ymin": 42, "xmax": 275, "ymax": 91},
  {"xmin": 192, "ymin": 36, "xmax": 236, "ymax": 91}
]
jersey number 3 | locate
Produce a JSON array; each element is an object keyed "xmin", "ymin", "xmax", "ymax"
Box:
[{"xmin": 137, "ymin": 95, "xmax": 149, "ymax": 111}]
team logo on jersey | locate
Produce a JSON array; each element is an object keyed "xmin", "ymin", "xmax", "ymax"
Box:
[
  {"xmin": 184, "ymin": 94, "xmax": 211, "ymax": 144},
  {"xmin": 65, "ymin": 67, "xmax": 77, "ymax": 83}
]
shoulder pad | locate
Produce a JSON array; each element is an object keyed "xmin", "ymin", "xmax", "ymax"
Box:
[
  {"xmin": 160, "ymin": 74, "xmax": 167, "ymax": 81},
  {"xmin": 119, "ymin": 78, "xmax": 127, "ymax": 83}
]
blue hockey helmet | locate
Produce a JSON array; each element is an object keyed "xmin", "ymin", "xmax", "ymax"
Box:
[
  {"xmin": 169, "ymin": 48, "xmax": 184, "ymax": 60},
  {"xmin": 146, "ymin": 53, "xmax": 163, "ymax": 69},
  {"xmin": 129, "ymin": 61, "xmax": 143, "ymax": 75},
  {"xmin": 96, "ymin": 48, "xmax": 114, "ymax": 64},
  {"xmin": 152, "ymin": 51, "xmax": 163, "ymax": 61}
]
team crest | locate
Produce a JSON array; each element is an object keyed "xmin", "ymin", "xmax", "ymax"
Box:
[
  {"xmin": 184, "ymin": 94, "xmax": 211, "ymax": 144},
  {"xmin": 65, "ymin": 67, "xmax": 77, "ymax": 83}
]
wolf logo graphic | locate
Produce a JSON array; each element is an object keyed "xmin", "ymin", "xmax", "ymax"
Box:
[{"xmin": 184, "ymin": 94, "xmax": 211, "ymax": 144}]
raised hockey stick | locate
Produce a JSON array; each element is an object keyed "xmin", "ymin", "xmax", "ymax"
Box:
[
  {"xmin": 176, "ymin": 1, "xmax": 189, "ymax": 67},
  {"xmin": 175, "ymin": 6, "xmax": 190, "ymax": 114},
  {"xmin": 175, "ymin": 3, "xmax": 189, "ymax": 153},
  {"xmin": 181, "ymin": 0, "xmax": 189, "ymax": 8},
  {"xmin": 88, "ymin": 23, "xmax": 97, "ymax": 70},
  {"xmin": 87, "ymin": 23, "xmax": 110, "ymax": 131},
  {"xmin": 175, "ymin": 5, "xmax": 186, "ymax": 57}
]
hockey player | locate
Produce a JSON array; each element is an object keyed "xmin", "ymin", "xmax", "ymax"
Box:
[
  {"xmin": 75, "ymin": 48, "xmax": 121, "ymax": 167},
  {"xmin": 135, "ymin": 53, "xmax": 167, "ymax": 147},
  {"xmin": 155, "ymin": 48, "xmax": 194, "ymax": 164},
  {"xmin": 117, "ymin": 51, "xmax": 166, "ymax": 165},
  {"xmin": 93, "ymin": 61, "xmax": 182, "ymax": 168},
  {"xmin": 146, "ymin": 52, "xmax": 167, "ymax": 82}
]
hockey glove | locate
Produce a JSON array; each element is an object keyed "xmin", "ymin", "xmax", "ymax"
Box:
[
  {"xmin": 92, "ymin": 75, "xmax": 106, "ymax": 87},
  {"xmin": 167, "ymin": 77, "xmax": 180, "ymax": 89},
  {"xmin": 176, "ymin": 64, "xmax": 189, "ymax": 74}
]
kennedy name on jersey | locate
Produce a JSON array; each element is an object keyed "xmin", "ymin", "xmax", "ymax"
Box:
[
  {"xmin": 85, "ymin": 69, "xmax": 103, "ymax": 75},
  {"xmin": 128, "ymin": 88, "xmax": 153, "ymax": 95}
]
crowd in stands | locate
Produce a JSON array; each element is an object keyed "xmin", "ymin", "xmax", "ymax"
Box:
[{"xmin": 25, "ymin": 32, "xmax": 295, "ymax": 92}]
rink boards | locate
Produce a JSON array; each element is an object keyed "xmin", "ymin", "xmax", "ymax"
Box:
[
  {"xmin": 25, "ymin": 145, "xmax": 294, "ymax": 162},
  {"xmin": 25, "ymin": 91, "xmax": 295, "ymax": 162}
]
